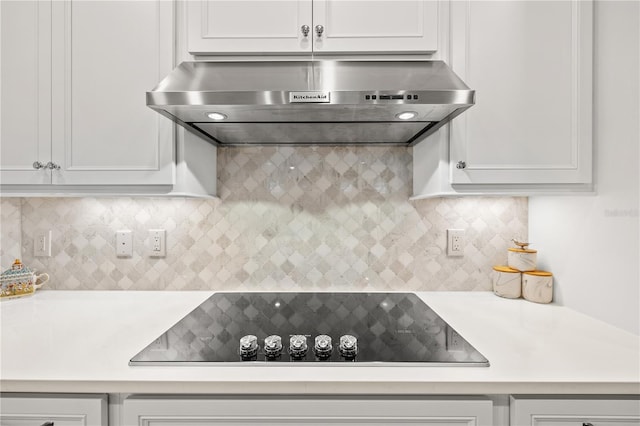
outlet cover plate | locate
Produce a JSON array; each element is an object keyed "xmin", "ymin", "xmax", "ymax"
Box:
[
  {"xmin": 148, "ymin": 229, "xmax": 166, "ymax": 257},
  {"xmin": 447, "ymin": 229, "xmax": 465, "ymax": 257}
]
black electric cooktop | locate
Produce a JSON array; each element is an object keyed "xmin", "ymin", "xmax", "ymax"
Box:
[{"xmin": 130, "ymin": 292, "xmax": 489, "ymax": 366}]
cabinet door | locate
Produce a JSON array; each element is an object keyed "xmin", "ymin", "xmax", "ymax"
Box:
[
  {"xmin": 510, "ymin": 395, "xmax": 640, "ymax": 426},
  {"xmin": 0, "ymin": 1, "xmax": 52, "ymax": 185},
  {"xmin": 124, "ymin": 396, "xmax": 493, "ymax": 426},
  {"xmin": 50, "ymin": 0, "xmax": 174, "ymax": 186},
  {"xmin": 0, "ymin": 393, "xmax": 108, "ymax": 426},
  {"xmin": 187, "ymin": 0, "xmax": 313, "ymax": 54},
  {"xmin": 449, "ymin": 1, "xmax": 592, "ymax": 186},
  {"xmin": 313, "ymin": 0, "xmax": 438, "ymax": 53}
]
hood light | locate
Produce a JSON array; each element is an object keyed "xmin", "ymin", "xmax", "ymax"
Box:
[
  {"xmin": 207, "ymin": 112, "xmax": 227, "ymax": 120},
  {"xmin": 396, "ymin": 111, "xmax": 418, "ymax": 120}
]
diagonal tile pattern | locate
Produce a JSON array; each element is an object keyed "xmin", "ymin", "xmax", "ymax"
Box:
[
  {"xmin": 3, "ymin": 146, "xmax": 527, "ymax": 291},
  {"xmin": 0, "ymin": 198, "xmax": 22, "ymax": 268}
]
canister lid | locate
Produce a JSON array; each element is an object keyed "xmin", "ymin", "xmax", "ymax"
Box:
[
  {"xmin": 493, "ymin": 265, "xmax": 520, "ymax": 273},
  {"xmin": 508, "ymin": 247, "xmax": 537, "ymax": 253},
  {"xmin": 523, "ymin": 270, "xmax": 552, "ymax": 276}
]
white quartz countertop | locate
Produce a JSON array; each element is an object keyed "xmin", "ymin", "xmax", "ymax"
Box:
[{"xmin": 1, "ymin": 291, "xmax": 638, "ymax": 395}]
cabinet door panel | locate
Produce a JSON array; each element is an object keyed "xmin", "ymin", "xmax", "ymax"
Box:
[
  {"xmin": 124, "ymin": 396, "xmax": 493, "ymax": 426},
  {"xmin": 529, "ymin": 419, "xmax": 639, "ymax": 426},
  {"xmin": 449, "ymin": 0, "xmax": 592, "ymax": 185},
  {"xmin": 510, "ymin": 396, "xmax": 640, "ymax": 426},
  {"xmin": 187, "ymin": 0, "xmax": 313, "ymax": 54},
  {"xmin": 0, "ymin": 416, "xmax": 88, "ymax": 426},
  {"xmin": 0, "ymin": 0, "xmax": 51, "ymax": 184},
  {"xmin": 0, "ymin": 394, "xmax": 107, "ymax": 426},
  {"xmin": 313, "ymin": 0, "xmax": 438, "ymax": 53},
  {"xmin": 51, "ymin": 0, "xmax": 173, "ymax": 185},
  {"xmin": 135, "ymin": 420, "xmax": 484, "ymax": 426}
]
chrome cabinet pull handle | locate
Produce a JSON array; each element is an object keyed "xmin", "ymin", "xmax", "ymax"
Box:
[
  {"xmin": 41, "ymin": 422, "xmax": 54, "ymax": 426},
  {"xmin": 46, "ymin": 161, "xmax": 61, "ymax": 170},
  {"xmin": 301, "ymin": 25, "xmax": 310, "ymax": 37},
  {"xmin": 315, "ymin": 24, "xmax": 324, "ymax": 37},
  {"xmin": 582, "ymin": 423, "xmax": 594, "ymax": 426},
  {"xmin": 33, "ymin": 161, "xmax": 46, "ymax": 170}
]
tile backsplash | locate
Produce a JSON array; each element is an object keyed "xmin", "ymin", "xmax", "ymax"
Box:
[
  {"xmin": 1, "ymin": 146, "xmax": 527, "ymax": 291},
  {"xmin": 0, "ymin": 197, "xmax": 21, "ymax": 268}
]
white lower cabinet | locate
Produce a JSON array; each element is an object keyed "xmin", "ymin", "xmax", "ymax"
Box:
[
  {"xmin": 0, "ymin": 393, "xmax": 108, "ymax": 426},
  {"xmin": 510, "ymin": 395, "xmax": 640, "ymax": 426},
  {"xmin": 122, "ymin": 395, "xmax": 494, "ymax": 426}
]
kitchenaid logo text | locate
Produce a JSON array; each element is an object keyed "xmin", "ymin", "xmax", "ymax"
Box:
[{"xmin": 289, "ymin": 91, "xmax": 331, "ymax": 103}]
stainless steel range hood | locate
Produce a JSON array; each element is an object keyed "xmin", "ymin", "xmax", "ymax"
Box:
[{"xmin": 147, "ymin": 61, "xmax": 474, "ymax": 146}]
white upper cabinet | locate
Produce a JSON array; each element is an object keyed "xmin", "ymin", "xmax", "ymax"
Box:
[
  {"xmin": 187, "ymin": 0, "xmax": 439, "ymax": 55},
  {"xmin": 313, "ymin": 0, "xmax": 438, "ymax": 53},
  {"xmin": 413, "ymin": 0, "xmax": 593, "ymax": 197},
  {"xmin": 1, "ymin": 0, "xmax": 196, "ymax": 193},
  {"xmin": 50, "ymin": 0, "xmax": 174, "ymax": 186},
  {"xmin": 187, "ymin": 0, "xmax": 313, "ymax": 54},
  {"xmin": 448, "ymin": 0, "xmax": 592, "ymax": 187},
  {"xmin": 0, "ymin": 1, "xmax": 52, "ymax": 185}
]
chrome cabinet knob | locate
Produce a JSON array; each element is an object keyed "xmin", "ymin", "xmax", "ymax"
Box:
[
  {"xmin": 239, "ymin": 335, "xmax": 258, "ymax": 359},
  {"xmin": 46, "ymin": 161, "xmax": 61, "ymax": 170},
  {"xmin": 301, "ymin": 25, "xmax": 310, "ymax": 37},
  {"xmin": 339, "ymin": 335, "xmax": 358, "ymax": 358},
  {"xmin": 33, "ymin": 161, "xmax": 46, "ymax": 170},
  {"xmin": 315, "ymin": 24, "xmax": 324, "ymax": 37},
  {"xmin": 314, "ymin": 335, "xmax": 333, "ymax": 358},
  {"xmin": 264, "ymin": 335, "xmax": 283, "ymax": 358},
  {"xmin": 289, "ymin": 335, "xmax": 308, "ymax": 358},
  {"xmin": 456, "ymin": 161, "xmax": 467, "ymax": 169}
]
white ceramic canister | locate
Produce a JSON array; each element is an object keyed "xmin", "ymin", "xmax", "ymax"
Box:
[
  {"xmin": 492, "ymin": 265, "xmax": 522, "ymax": 299},
  {"xmin": 507, "ymin": 247, "xmax": 537, "ymax": 272},
  {"xmin": 522, "ymin": 270, "xmax": 553, "ymax": 304}
]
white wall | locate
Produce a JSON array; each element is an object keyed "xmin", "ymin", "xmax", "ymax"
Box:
[{"xmin": 529, "ymin": 1, "xmax": 639, "ymax": 335}]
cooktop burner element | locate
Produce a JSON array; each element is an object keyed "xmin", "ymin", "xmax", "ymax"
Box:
[{"xmin": 130, "ymin": 292, "xmax": 489, "ymax": 366}]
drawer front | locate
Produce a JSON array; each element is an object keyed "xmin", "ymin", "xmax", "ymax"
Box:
[
  {"xmin": 124, "ymin": 396, "xmax": 494, "ymax": 426},
  {"xmin": 527, "ymin": 417, "xmax": 639, "ymax": 426},
  {"xmin": 510, "ymin": 395, "xmax": 640, "ymax": 426},
  {"xmin": 0, "ymin": 416, "xmax": 87, "ymax": 426},
  {"xmin": 0, "ymin": 394, "xmax": 108, "ymax": 426}
]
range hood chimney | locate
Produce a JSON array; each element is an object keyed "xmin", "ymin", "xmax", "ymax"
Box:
[{"xmin": 147, "ymin": 60, "xmax": 474, "ymax": 146}]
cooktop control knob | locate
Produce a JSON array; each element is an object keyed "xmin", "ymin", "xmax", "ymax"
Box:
[
  {"xmin": 264, "ymin": 335, "xmax": 283, "ymax": 358},
  {"xmin": 288, "ymin": 335, "xmax": 308, "ymax": 358},
  {"xmin": 339, "ymin": 334, "xmax": 358, "ymax": 358},
  {"xmin": 239, "ymin": 335, "xmax": 258, "ymax": 359},
  {"xmin": 314, "ymin": 335, "xmax": 333, "ymax": 358}
]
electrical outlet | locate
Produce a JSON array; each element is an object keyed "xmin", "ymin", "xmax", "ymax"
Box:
[
  {"xmin": 148, "ymin": 229, "xmax": 166, "ymax": 257},
  {"xmin": 34, "ymin": 230, "xmax": 52, "ymax": 257},
  {"xmin": 446, "ymin": 326, "xmax": 465, "ymax": 352},
  {"xmin": 116, "ymin": 230, "xmax": 133, "ymax": 257},
  {"xmin": 447, "ymin": 229, "xmax": 465, "ymax": 257}
]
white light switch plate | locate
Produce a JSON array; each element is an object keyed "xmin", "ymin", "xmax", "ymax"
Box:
[
  {"xmin": 34, "ymin": 230, "xmax": 52, "ymax": 257},
  {"xmin": 116, "ymin": 230, "xmax": 133, "ymax": 257}
]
